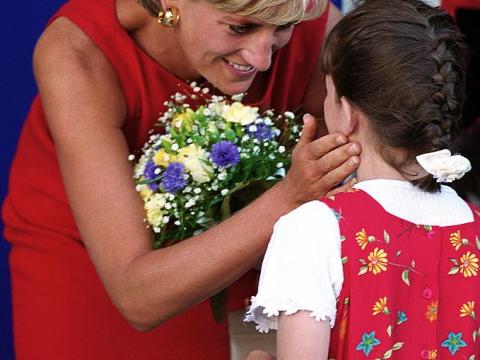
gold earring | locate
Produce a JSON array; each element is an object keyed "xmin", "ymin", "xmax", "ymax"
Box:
[{"xmin": 158, "ymin": 7, "xmax": 180, "ymax": 27}]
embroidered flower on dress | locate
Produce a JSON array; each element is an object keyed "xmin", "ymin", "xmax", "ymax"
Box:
[
  {"xmin": 449, "ymin": 230, "xmax": 469, "ymax": 250},
  {"xmin": 425, "ymin": 300, "xmax": 438, "ymax": 322},
  {"xmin": 367, "ymin": 248, "xmax": 388, "ymax": 275},
  {"xmin": 397, "ymin": 311, "xmax": 408, "ymax": 325},
  {"xmin": 459, "ymin": 252, "xmax": 479, "ymax": 277},
  {"xmin": 356, "ymin": 331, "xmax": 381, "ymax": 356},
  {"xmin": 372, "ymin": 297, "xmax": 390, "ymax": 315},
  {"xmin": 426, "ymin": 349, "xmax": 437, "ymax": 359},
  {"xmin": 441, "ymin": 332, "xmax": 467, "ymax": 356},
  {"xmin": 356, "ymin": 228, "xmax": 374, "ymax": 250},
  {"xmin": 459, "ymin": 301, "xmax": 476, "ymax": 319}
]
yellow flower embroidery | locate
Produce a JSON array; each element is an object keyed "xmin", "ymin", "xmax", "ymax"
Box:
[
  {"xmin": 427, "ymin": 349, "xmax": 437, "ymax": 359},
  {"xmin": 356, "ymin": 228, "xmax": 375, "ymax": 250},
  {"xmin": 449, "ymin": 230, "xmax": 468, "ymax": 250},
  {"xmin": 372, "ymin": 297, "xmax": 390, "ymax": 315},
  {"xmin": 425, "ymin": 300, "xmax": 438, "ymax": 322},
  {"xmin": 460, "ymin": 301, "xmax": 476, "ymax": 319},
  {"xmin": 367, "ymin": 248, "xmax": 388, "ymax": 275},
  {"xmin": 459, "ymin": 252, "xmax": 479, "ymax": 277}
]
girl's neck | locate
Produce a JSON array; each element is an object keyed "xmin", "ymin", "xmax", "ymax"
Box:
[{"xmin": 354, "ymin": 143, "xmax": 408, "ymax": 183}]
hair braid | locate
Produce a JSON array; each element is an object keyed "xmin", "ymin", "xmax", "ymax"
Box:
[{"xmin": 411, "ymin": 7, "xmax": 467, "ymax": 191}]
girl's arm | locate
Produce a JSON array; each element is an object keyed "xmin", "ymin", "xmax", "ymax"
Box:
[
  {"xmin": 277, "ymin": 312, "xmax": 331, "ymax": 360},
  {"xmin": 34, "ymin": 17, "xmax": 358, "ymax": 331}
]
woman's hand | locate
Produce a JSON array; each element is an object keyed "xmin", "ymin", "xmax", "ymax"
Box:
[{"xmin": 280, "ymin": 114, "xmax": 360, "ymax": 207}]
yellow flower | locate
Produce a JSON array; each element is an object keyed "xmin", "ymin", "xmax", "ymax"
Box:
[
  {"xmin": 449, "ymin": 230, "xmax": 468, "ymax": 250},
  {"xmin": 425, "ymin": 300, "xmax": 438, "ymax": 322},
  {"xmin": 427, "ymin": 349, "xmax": 437, "ymax": 359},
  {"xmin": 139, "ymin": 185, "xmax": 154, "ymax": 201},
  {"xmin": 356, "ymin": 228, "xmax": 374, "ymax": 250},
  {"xmin": 177, "ymin": 144, "xmax": 213, "ymax": 183},
  {"xmin": 459, "ymin": 251, "xmax": 479, "ymax": 277},
  {"xmin": 367, "ymin": 248, "xmax": 388, "ymax": 275},
  {"xmin": 221, "ymin": 102, "xmax": 258, "ymax": 125},
  {"xmin": 154, "ymin": 149, "xmax": 177, "ymax": 167},
  {"xmin": 372, "ymin": 297, "xmax": 390, "ymax": 315},
  {"xmin": 171, "ymin": 109, "xmax": 194, "ymax": 131},
  {"xmin": 460, "ymin": 301, "xmax": 476, "ymax": 319},
  {"xmin": 144, "ymin": 193, "xmax": 167, "ymax": 227}
]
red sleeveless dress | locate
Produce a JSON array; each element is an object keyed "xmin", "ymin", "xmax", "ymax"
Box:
[
  {"xmin": 323, "ymin": 190, "xmax": 480, "ymax": 359},
  {"xmin": 2, "ymin": 0, "xmax": 328, "ymax": 358}
]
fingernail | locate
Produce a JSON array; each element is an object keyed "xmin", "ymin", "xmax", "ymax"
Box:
[
  {"xmin": 336, "ymin": 135, "xmax": 347, "ymax": 145},
  {"xmin": 303, "ymin": 113, "xmax": 311, "ymax": 122},
  {"xmin": 349, "ymin": 156, "xmax": 360, "ymax": 166},
  {"xmin": 350, "ymin": 143, "xmax": 360, "ymax": 153}
]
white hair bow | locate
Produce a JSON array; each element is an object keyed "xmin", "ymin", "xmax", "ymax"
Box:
[{"xmin": 416, "ymin": 149, "xmax": 472, "ymax": 183}]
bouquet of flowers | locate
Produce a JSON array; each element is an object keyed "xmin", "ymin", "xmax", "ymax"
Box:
[{"xmin": 130, "ymin": 84, "xmax": 301, "ymax": 321}]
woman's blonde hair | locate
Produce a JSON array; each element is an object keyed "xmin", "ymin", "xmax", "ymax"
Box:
[{"xmin": 207, "ymin": 0, "xmax": 327, "ymax": 25}]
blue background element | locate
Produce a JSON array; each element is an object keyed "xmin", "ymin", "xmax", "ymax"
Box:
[{"xmin": 1, "ymin": 1, "xmax": 63, "ymax": 358}]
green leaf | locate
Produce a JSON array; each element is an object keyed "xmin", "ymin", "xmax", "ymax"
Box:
[
  {"xmin": 448, "ymin": 266, "xmax": 459, "ymax": 275},
  {"xmin": 342, "ymin": 256, "xmax": 348, "ymax": 264},
  {"xmin": 450, "ymin": 258, "xmax": 459, "ymax": 266},
  {"xmin": 392, "ymin": 342, "xmax": 404, "ymax": 351},
  {"xmin": 402, "ymin": 270, "xmax": 410, "ymax": 286},
  {"xmin": 424, "ymin": 225, "xmax": 432, "ymax": 231},
  {"xmin": 396, "ymin": 250, "xmax": 402, "ymax": 257},
  {"xmin": 411, "ymin": 260, "xmax": 416, "ymax": 268},
  {"xmin": 358, "ymin": 266, "xmax": 368, "ymax": 275},
  {"xmin": 387, "ymin": 324, "xmax": 393, "ymax": 337},
  {"xmin": 468, "ymin": 355, "xmax": 475, "ymax": 360},
  {"xmin": 476, "ymin": 236, "xmax": 480, "ymax": 251},
  {"xmin": 382, "ymin": 349, "xmax": 392, "ymax": 359},
  {"xmin": 473, "ymin": 330, "xmax": 478, "ymax": 342},
  {"xmin": 359, "ymin": 258, "xmax": 366, "ymax": 265},
  {"xmin": 383, "ymin": 230, "xmax": 390, "ymax": 244},
  {"xmin": 225, "ymin": 129, "xmax": 237, "ymax": 141}
]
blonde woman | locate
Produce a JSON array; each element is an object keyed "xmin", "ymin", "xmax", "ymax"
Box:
[{"xmin": 2, "ymin": 0, "xmax": 359, "ymax": 358}]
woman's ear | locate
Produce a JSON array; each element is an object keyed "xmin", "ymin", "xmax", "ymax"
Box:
[{"xmin": 339, "ymin": 97, "xmax": 358, "ymax": 136}]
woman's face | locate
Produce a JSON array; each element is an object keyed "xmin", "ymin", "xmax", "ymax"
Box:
[{"xmin": 171, "ymin": 0, "xmax": 295, "ymax": 95}]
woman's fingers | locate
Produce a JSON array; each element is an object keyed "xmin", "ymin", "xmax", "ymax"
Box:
[
  {"xmin": 313, "ymin": 141, "xmax": 361, "ymax": 177},
  {"xmin": 306, "ymin": 133, "xmax": 349, "ymax": 160}
]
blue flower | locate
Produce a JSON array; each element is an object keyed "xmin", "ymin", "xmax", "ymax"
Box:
[
  {"xmin": 162, "ymin": 162, "xmax": 186, "ymax": 194},
  {"xmin": 210, "ymin": 140, "xmax": 240, "ymax": 168},
  {"xmin": 247, "ymin": 123, "xmax": 274, "ymax": 141},
  {"xmin": 144, "ymin": 160, "xmax": 160, "ymax": 190},
  {"xmin": 356, "ymin": 331, "xmax": 380, "ymax": 356},
  {"xmin": 397, "ymin": 310, "xmax": 408, "ymax": 325},
  {"xmin": 441, "ymin": 332, "xmax": 467, "ymax": 356}
]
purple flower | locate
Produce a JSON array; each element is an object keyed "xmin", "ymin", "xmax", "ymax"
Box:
[
  {"xmin": 144, "ymin": 160, "xmax": 160, "ymax": 190},
  {"xmin": 162, "ymin": 162, "xmax": 187, "ymax": 194},
  {"xmin": 247, "ymin": 123, "xmax": 274, "ymax": 141},
  {"xmin": 210, "ymin": 141, "xmax": 240, "ymax": 168}
]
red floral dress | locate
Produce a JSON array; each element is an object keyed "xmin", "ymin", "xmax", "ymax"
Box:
[{"xmin": 323, "ymin": 189, "xmax": 480, "ymax": 359}]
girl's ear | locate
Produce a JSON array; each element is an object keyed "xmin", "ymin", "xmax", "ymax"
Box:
[{"xmin": 339, "ymin": 97, "xmax": 358, "ymax": 136}]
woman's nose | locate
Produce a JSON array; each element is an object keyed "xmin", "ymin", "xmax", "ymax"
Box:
[{"xmin": 243, "ymin": 31, "xmax": 274, "ymax": 72}]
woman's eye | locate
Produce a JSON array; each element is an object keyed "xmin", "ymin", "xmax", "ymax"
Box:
[
  {"xmin": 228, "ymin": 24, "xmax": 255, "ymax": 34},
  {"xmin": 277, "ymin": 22, "xmax": 295, "ymax": 31}
]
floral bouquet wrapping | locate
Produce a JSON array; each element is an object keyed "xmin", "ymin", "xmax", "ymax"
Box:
[{"xmin": 131, "ymin": 85, "xmax": 301, "ymax": 321}]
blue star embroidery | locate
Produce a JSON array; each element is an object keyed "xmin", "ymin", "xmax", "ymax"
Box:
[
  {"xmin": 356, "ymin": 331, "xmax": 381, "ymax": 356},
  {"xmin": 397, "ymin": 310, "xmax": 408, "ymax": 325},
  {"xmin": 441, "ymin": 332, "xmax": 467, "ymax": 356}
]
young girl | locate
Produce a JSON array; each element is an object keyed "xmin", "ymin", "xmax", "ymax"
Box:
[{"xmin": 246, "ymin": 0, "xmax": 479, "ymax": 359}]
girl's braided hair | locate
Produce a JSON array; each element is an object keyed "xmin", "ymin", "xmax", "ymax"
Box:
[{"xmin": 322, "ymin": 0, "xmax": 468, "ymax": 192}]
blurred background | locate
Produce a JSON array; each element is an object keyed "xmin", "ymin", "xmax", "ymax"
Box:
[{"xmin": 0, "ymin": 0, "xmax": 477, "ymax": 359}]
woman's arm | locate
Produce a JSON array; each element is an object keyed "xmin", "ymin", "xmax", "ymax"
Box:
[
  {"xmin": 34, "ymin": 17, "xmax": 359, "ymax": 331},
  {"xmin": 277, "ymin": 312, "xmax": 331, "ymax": 360}
]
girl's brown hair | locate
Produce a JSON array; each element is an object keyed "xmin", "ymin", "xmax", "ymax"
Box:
[{"xmin": 322, "ymin": 0, "xmax": 468, "ymax": 192}]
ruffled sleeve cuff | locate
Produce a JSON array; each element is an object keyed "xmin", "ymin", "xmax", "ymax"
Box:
[{"xmin": 244, "ymin": 201, "xmax": 343, "ymax": 333}]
